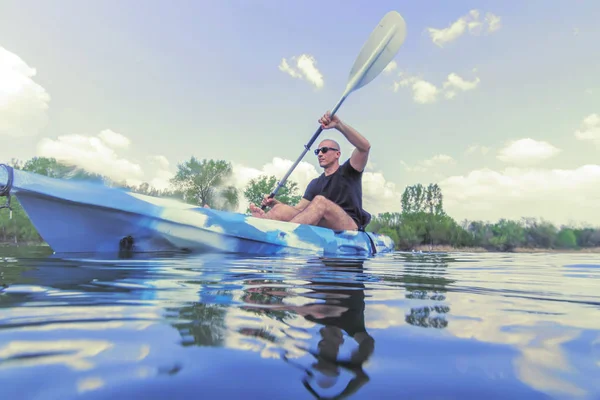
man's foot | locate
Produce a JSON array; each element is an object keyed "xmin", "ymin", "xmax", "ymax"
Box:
[{"xmin": 249, "ymin": 203, "xmax": 266, "ymax": 218}]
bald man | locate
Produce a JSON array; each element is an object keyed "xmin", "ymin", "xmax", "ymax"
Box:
[{"xmin": 248, "ymin": 111, "xmax": 371, "ymax": 231}]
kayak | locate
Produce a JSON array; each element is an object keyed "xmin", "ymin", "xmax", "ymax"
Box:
[{"xmin": 0, "ymin": 164, "xmax": 395, "ymax": 256}]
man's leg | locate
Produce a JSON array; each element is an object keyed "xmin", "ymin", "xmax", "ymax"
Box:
[
  {"xmin": 289, "ymin": 195, "xmax": 358, "ymax": 230},
  {"xmin": 249, "ymin": 202, "xmax": 301, "ymax": 222}
]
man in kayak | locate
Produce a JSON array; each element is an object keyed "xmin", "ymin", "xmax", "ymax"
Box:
[{"xmin": 249, "ymin": 111, "xmax": 371, "ymax": 231}]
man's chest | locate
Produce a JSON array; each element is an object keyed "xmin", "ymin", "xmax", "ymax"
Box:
[{"xmin": 315, "ymin": 174, "xmax": 353, "ymax": 195}]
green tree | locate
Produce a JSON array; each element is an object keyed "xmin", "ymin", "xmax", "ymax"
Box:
[
  {"xmin": 169, "ymin": 157, "xmax": 239, "ymax": 210},
  {"xmin": 366, "ymin": 212, "xmax": 402, "ymax": 233},
  {"xmin": 489, "ymin": 219, "xmax": 526, "ymax": 251},
  {"xmin": 425, "ymin": 183, "xmax": 444, "ymax": 215},
  {"xmin": 574, "ymin": 228, "xmax": 600, "ymax": 247},
  {"xmin": 556, "ymin": 228, "xmax": 577, "ymax": 249},
  {"xmin": 22, "ymin": 157, "xmax": 103, "ymax": 181},
  {"xmin": 395, "ymin": 223, "xmax": 420, "ymax": 249},
  {"xmin": 467, "ymin": 221, "xmax": 493, "ymax": 247},
  {"xmin": 428, "ymin": 214, "xmax": 458, "ymax": 246},
  {"xmin": 243, "ymin": 175, "xmax": 301, "ymax": 212},
  {"xmin": 0, "ymin": 196, "xmax": 42, "ymax": 244},
  {"xmin": 401, "ymin": 183, "xmax": 426, "ymax": 214},
  {"xmin": 522, "ymin": 218, "xmax": 557, "ymax": 248},
  {"xmin": 401, "ymin": 183, "xmax": 443, "ymax": 215}
]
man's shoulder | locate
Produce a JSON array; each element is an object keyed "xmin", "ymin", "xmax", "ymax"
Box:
[
  {"xmin": 308, "ymin": 173, "xmax": 324, "ymax": 184},
  {"xmin": 305, "ymin": 174, "xmax": 323, "ymax": 191},
  {"xmin": 341, "ymin": 158, "xmax": 363, "ymax": 176}
]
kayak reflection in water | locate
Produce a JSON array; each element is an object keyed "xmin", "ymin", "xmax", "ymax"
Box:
[
  {"xmin": 248, "ymin": 111, "xmax": 373, "ymax": 232},
  {"xmin": 240, "ymin": 258, "xmax": 374, "ymax": 398}
]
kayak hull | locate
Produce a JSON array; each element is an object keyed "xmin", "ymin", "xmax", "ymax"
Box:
[{"xmin": 3, "ymin": 168, "xmax": 395, "ymax": 256}]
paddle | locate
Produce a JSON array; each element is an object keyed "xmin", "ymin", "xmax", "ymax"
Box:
[{"xmin": 262, "ymin": 10, "xmax": 407, "ymax": 210}]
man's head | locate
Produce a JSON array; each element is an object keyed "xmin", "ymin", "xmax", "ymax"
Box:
[{"xmin": 314, "ymin": 139, "xmax": 340, "ymax": 169}]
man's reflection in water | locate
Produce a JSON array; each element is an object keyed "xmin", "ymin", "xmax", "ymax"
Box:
[{"xmin": 241, "ymin": 257, "xmax": 373, "ymax": 399}]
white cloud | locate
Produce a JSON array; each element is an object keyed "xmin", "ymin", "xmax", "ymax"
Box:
[
  {"xmin": 393, "ymin": 71, "xmax": 479, "ymax": 104},
  {"xmin": 466, "ymin": 144, "xmax": 490, "ymax": 155},
  {"xmin": 401, "ymin": 154, "xmax": 456, "ymax": 172},
  {"xmin": 0, "ymin": 46, "xmax": 51, "ymax": 137},
  {"xmin": 278, "ymin": 54, "xmax": 324, "ymax": 89},
  {"xmin": 362, "ymin": 171, "xmax": 402, "ymax": 213},
  {"xmin": 427, "ymin": 13, "xmax": 471, "ymax": 47},
  {"xmin": 443, "ymin": 72, "xmax": 481, "ymax": 99},
  {"xmin": 37, "ymin": 132, "xmax": 144, "ymax": 183},
  {"xmin": 35, "ymin": 130, "xmax": 173, "ymax": 189},
  {"xmin": 365, "ymin": 159, "xmax": 377, "ymax": 172},
  {"xmin": 393, "ymin": 75, "xmax": 439, "ymax": 104},
  {"xmin": 383, "ymin": 60, "xmax": 397, "ymax": 74},
  {"xmin": 411, "ymin": 80, "xmax": 439, "ymax": 104},
  {"xmin": 149, "ymin": 155, "xmax": 170, "ymax": 171},
  {"xmin": 146, "ymin": 155, "xmax": 174, "ymax": 190},
  {"xmin": 427, "ymin": 9, "xmax": 502, "ymax": 47},
  {"xmin": 485, "ymin": 12, "xmax": 502, "ymax": 33},
  {"xmin": 440, "ymin": 165, "xmax": 600, "ymax": 226},
  {"xmin": 497, "ymin": 138, "xmax": 561, "ymax": 165},
  {"xmin": 98, "ymin": 129, "xmax": 130, "ymax": 149},
  {"xmin": 422, "ymin": 154, "xmax": 455, "ymax": 167},
  {"xmin": 574, "ymin": 113, "xmax": 600, "ymax": 145}
]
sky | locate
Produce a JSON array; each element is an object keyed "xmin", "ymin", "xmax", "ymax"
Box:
[{"xmin": 1, "ymin": 0, "xmax": 599, "ymax": 226}]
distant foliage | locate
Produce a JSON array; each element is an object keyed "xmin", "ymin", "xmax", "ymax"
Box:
[
  {"xmin": 243, "ymin": 175, "xmax": 301, "ymax": 213},
  {"xmin": 169, "ymin": 157, "xmax": 239, "ymax": 210},
  {"xmin": 367, "ymin": 183, "xmax": 600, "ymax": 252}
]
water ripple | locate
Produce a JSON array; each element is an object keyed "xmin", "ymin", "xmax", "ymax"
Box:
[{"xmin": 0, "ymin": 249, "xmax": 599, "ymax": 399}]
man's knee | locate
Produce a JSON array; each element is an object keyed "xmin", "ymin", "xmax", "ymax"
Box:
[
  {"xmin": 312, "ymin": 195, "xmax": 330, "ymax": 206},
  {"xmin": 312, "ymin": 195, "xmax": 342, "ymax": 217}
]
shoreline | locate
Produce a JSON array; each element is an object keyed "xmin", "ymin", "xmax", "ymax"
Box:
[
  {"xmin": 1, "ymin": 242, "xmax": 50, "ymax": 247},
  {"xmin": 412, "ymin": 244, "xmax": 600, "ymax": 254},
  {"xmin": 2, "ymin": 242, "xmax": 600, "ymax": 255}
]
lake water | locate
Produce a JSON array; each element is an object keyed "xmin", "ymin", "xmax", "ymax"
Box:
[{"xmin": 1, "ymin": 247, "xmax": 599, "ymax": 399}]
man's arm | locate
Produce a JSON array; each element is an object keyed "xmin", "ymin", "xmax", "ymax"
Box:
[
  {"xmin": 262, "ymin": 194, "xmax": 311, "ymax": 211},
  {"xmin": 336, "ymin": 120, "xmax": 370, "ymax": 172}
]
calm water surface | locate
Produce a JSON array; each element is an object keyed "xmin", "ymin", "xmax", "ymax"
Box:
[{"xmin": 1, "ymin": 246, "xmax": 599, "ymax": 399}]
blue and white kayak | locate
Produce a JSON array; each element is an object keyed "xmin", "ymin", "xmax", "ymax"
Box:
[{"xmin": 0, "ymin": 165, "xmax": 395, "ymax": 256}]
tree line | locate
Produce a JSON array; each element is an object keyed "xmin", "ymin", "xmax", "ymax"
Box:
[
  {"xmin": 1, "ymin": 156, "xmax": 598, "ymax": 251},
  {"xmin": 366, "ymin": 183, "xmax": 600, "ymax": 252}
]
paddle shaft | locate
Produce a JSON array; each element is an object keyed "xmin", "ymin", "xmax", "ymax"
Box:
[{"xmin": 261, "ymin": 94, "xmax": 347, "ymax": 210}]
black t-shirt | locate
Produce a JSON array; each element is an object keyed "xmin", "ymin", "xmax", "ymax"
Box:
[{"xmin": 303, "ymin": 159, "xmax": 370, "ymax": 228}]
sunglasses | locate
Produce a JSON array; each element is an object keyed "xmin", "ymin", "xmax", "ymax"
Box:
[{"xmin": 314, "ymin": 146, "xmax": 339, "ymax": 155}]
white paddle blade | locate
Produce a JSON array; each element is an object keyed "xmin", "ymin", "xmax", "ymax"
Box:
[{"xmin": 346, "ymin": 11, "xmax": 407, "ymax": 94}]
